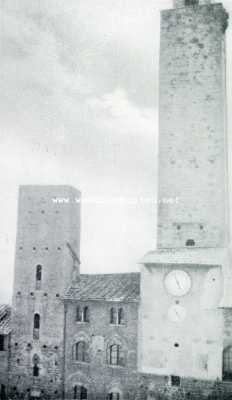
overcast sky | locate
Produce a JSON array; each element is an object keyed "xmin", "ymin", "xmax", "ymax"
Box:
[{"xmin": 0, "ymin": 0, "xmax": 232, "ymax": 304}]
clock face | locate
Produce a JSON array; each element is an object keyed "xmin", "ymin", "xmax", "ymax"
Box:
[
  {"xmin": 164, "ymin": 270, "xmax": 191, "ymax": 296},
  {"xmin": 168, "ymin": 304, "xmax": 186, "ymax": 323}
]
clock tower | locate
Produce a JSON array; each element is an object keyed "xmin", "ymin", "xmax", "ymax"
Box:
[{"xmin": 138, "ymin": 0, "xmax": 230, "ymax": 382}]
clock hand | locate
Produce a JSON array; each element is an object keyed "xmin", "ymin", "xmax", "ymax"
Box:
[{"xmin": 175, "ymin": 276, "xmax": 182, "ymax": 290}]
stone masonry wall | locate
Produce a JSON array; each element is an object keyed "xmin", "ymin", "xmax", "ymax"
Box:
[
  {"xmin": 64, "ymin": 300, "xmax": 139, "ymax": 400},
  {"xmin": 157, "ymin": 3, "xmax": 229, "ymax": 249},
  {"xmin": 9, "ymin": 185, "xmax": 81, "ymax": 399}
]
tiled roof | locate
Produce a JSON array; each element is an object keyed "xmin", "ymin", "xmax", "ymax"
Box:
[
  {"xmin": 65, "ymin": 273, "xmax": 140, "ymax": 302},
  {"xmin": 0, "ymin": 304, "xmax": 11, "ymax": 334}
]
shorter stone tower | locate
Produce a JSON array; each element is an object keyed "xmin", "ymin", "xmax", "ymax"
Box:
[{"xmin": 9, "ymin": 185, "xmax": 81, "ymax": 399}]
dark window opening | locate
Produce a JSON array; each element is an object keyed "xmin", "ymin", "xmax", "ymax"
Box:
[
  {"xmin": 118, "ymin": 308, "xmax": 125, "ymax": 325},
  {"xmin": 0, "ymin": 385, "xmax": 6, "ymax": 400},
  {"xmin": 32, "ymin": 355, "xmax": 40, "ymax": 378},
  {"xmin": 185, "ymin": 0, "xmax": 199, "ymax": 5},
  {"xmin": 171, "ymin": 376, "xmax": 181, "ymax": 386},
  {"xmin": 110, "ymin": 308, "xmax": 117, "ymax": 324},
  {"xmin": 33, "ymin": 313, "xmax": 40, "ymax": 340},
  {"xmin": 0, "ymin": 335, "xmax": 4, "ymax": 351},
  {"xmin": 36, "ymin": 265, "xmax": 42, "ymax": 290},
  {"xmin": 186, "ymin": 239, "xmax": 195, "ymax": 247},
  {"xmin": 223, "ymin": 347, "xmax": 232, "ymax": 381},
  {"xmin": 108, "ymin": 393, "xmax": 120, "ymax": 400},
  {"xmin": 83, "ymin": 307, "xmax": 89, "ymax": 322},
  {"xmin": 73, "ymin": 385, "xmax": 87, "ymax": 400},
  {"xmin": 33, "ymin": 364, "xmax": 39, "ymax": 377},
  {"xmin": 75, "ymin": 341, "xmax": 87, "ymax": 362},
  {"xmin": 34, "ymin": 314, "xmax": 40, "ymax": 329},
  {"xmin": 76, "ymin": 307, "xmax": 82, "ymax": 322},
  {"xmin": 109, "ymin": 344, "xmax": 125, "ymax": 366},
  {"xmin": 174, "ymin": 343, "xmax": 179, "ymax": 347},
  {"xmin": 76, "ymin": 306, "xmax": 90, "ymax": 322}
]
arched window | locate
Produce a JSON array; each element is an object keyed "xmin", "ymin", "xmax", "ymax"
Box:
[
  {"xmin": 75, "ymin": 341, "xmax": 87, "ymax": 362},
  {"xmin": 185, "ymin": 0, "xmax": 198, "ymax": 5},
  {"xmin": 36, "ymin": 265, "xmax": 42, "ymax": 289},
  {"xmin": 73, "ymin": 386, "xmax": 88, "ymax": 400},
  {"xmin": 109, "ymin": 344, "xmax": 125, "ymax": 366},
  {"xmin": 32, "ymin": 355, "xmax": 40, "ymax": 378},
  {"xmin": 33, "ymin": 314, "xmax": 40, "ymax": 340},
  {"xmin": 76, "ymin": 305, "xmax": 90, "ymax": 322},
  {"xmin": 223, "ymin": 347, "xmax": 232, "ymax": 380},
  {"xmin": 186, "ymin": 239, "xmax": 195, "ymax": 247},
  {"xmin": 76, "ymin": 306, "xmax": 82, "ymax": 322},
  {"xmin": 34, "ymin": 314, "xmax": 40, "ymax": 329},
  {"xmin": 83, "ymin": 307, "xmax": 89, "ymax": 322},
  {"xmin": 33, "ymin": 364, "xmax": 39, "ymax": 377},
  {"xmin": 110, "ymin": 308, "xmax": 117, "ymax": 324},
  {"xmin": 108, "ymin": 393, "xmax": 120, "ymax": 400},
  {"xmin": 118, "ymin": 308, "xmax": 125, "ymax": 325}
]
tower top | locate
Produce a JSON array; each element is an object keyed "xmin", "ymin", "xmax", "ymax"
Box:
[{"xmin": 174, "ymin": 0, "xmax": 211, "ymax": 8}]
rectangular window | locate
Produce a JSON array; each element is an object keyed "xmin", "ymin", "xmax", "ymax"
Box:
[
  {"xmin": 0, "ymin": 335, "xmax": 4, "ymax": 351},
  {"xmin": 171, "ymin": 375, "xmax": 180, "ymax": 387}
]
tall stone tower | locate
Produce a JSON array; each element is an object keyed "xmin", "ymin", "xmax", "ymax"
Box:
[
  {"xmin": 139, "ymin": 0, "xmax": 230, "ymax": 383},
  {"xmin": 9, "ymin": 186, "xmax": 81, "ymax": 399}
]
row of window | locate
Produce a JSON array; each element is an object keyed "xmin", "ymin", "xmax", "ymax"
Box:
[
  {"xmin": 73, "ymin": 386, "xmax": 120, "ymax": 400},
  {"xmin": 30, "ymin": 305, "xmax": 125, "ymax": 341},
  {"xmin": 74, "ymin": 341, "xmax": 125, "ymax": 367},
  {"xmin": 76, "ymin": 306, "xmax": 125, "ymax": 325}
]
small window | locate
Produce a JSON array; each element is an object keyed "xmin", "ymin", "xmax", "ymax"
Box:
[
  {"xmin": 75, "ymin": 341, "xmax": 88, "ymax": 362},
  {"xmin": 185, "ymin": 0, "xmax": 198, "ymax": 5},
  {"xmin": 107, "ymin": 393, "xmax": 120, "ymax": 400},
  {"xmin": 171, "ymin": 375, "xmax": 181, "ymax": 386},
  {"xmin": 33, "ymin": 314, "xmax": 40, "ymax": 339},
  {"xmin": 34, "ymin": 314, "xmax": 40, "ymax": 329},
  {"xmin": 74, "ymin": 386, "xmax": 88, "ymax": 400},
  {"xmin": 76, "ymin": 306, "xmax": 90, "ymax": 323},
  {"xmin": 186, "ymin": 239, "xmax": 195, "ymax": 247},
  {"xmin": 83, "ymin": 307, "xmax": 89, "ymax": 323},
  {"xmin": 36, "ymin": 265, "xmax": 42, "ymax": 290},
  {"xmin": 0, "ymin": 335, "xmax": 4, "ymax": 351},
  {"xmin": 109, "ymin": 344, "xmax": 125, "ymax": 366},
  {"xmin": 118, "ymin": 308, "xmax": 125, "ymax": 325},
  {"xmin": 33, "ymin": 364, "xmax": 39, "ymax": 377},
  {"xmin": 33, "ymin": 355, "xmax": 40, "ymax": 377},
  {"xmin": 76, "ymin": 307, "xmax": 82, "ymax": 322},
  {"xmin": 110, "ymin": 308, "xmax": 117, "ymax": 324},
  {"xmin": 223, "ymin": 347, "xmax": 232, "ymax": 381}
]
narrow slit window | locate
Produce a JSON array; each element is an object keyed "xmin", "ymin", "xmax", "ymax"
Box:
[
  {"xmin": 34, "ymin": 314, "xmax": 40, "ymax": 329},
  {"xmin": 35, "ymin": 265, "xmax": 42, "ymax": 289},
  {"xmin": 0, "ymin": 335, "xmax": 4, "ymax": 351},
  {"xmin": 75, "ymin": 341, "xmax": 87, "ymax": 362},
  {"xmin": 110, "ymin": 308, "xmax": 117, "ymax": 324},
  {"xmin": 118, "ymin": 308, "xmax": 125, "ymax": 325},
  {"xmin": 83, "ymin": 307, "xmax": 89, "ymax": 322}
]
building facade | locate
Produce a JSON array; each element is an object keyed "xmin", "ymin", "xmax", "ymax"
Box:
[{"xmin": 0, "ymin": 0, "xmax": 232, "ymax": 399}]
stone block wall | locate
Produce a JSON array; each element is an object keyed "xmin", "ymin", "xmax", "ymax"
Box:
[
  {"xmin": 64, "ymin": 299, "xmax": 139, "ymax": 400},
  {"xmin": 9, "ymin": 185, "xmax": 81, "ymax": 399},
  {"xmin": 157, "ymin": 3, "xmax": 229, "ymax": 249}
]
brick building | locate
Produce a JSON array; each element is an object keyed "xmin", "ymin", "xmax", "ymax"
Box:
[{"xmin": 0, "ymin": 0, "xmax": 232, "ymax": 399}]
